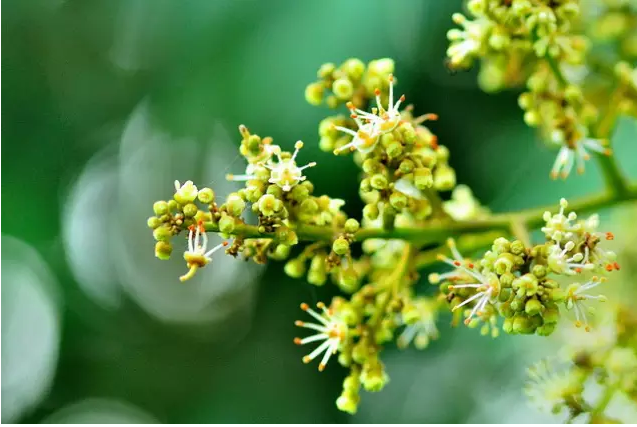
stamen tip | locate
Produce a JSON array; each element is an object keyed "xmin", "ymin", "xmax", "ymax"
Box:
[
  {"xmin": 300, "ymin": 303, "xmax": 309, "ymax": 311},
  {"xmin": 293, "ymin": 337, "xmax": 302, "ymax": 345}
]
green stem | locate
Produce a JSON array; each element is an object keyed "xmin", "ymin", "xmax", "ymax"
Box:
[
  {"xmin": 204, "ymin": 184, "xmax": 637, "ymax": 244},
  {"xmin": 545, "ymin": 54, "xmax": 568, "ymax": 87},
  {"xmin": 589, "ymin": 383, "xmax": 618, "ymax": 422}
]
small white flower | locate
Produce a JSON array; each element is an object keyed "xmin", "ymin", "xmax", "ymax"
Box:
[
  {"xmin": 294, "ymin": 302, "xmax": 347, "ymax": 372},
  {"xmin": 565, "ymin": 277, "xmax": 608, "ymax": 331},
  {"xmin": 265, "ymin": 141, "xmax": 316, "ymax": 192},
  {"xmin": 225, "ymin": 144, "xmax": 279, "ymax": 182},
  {"xmin": 397, "ymin": 298, "xmax": 439, "ymax": 349},
  {"xmin": 541, "ymin": 198, "xmax": 579, "ymax": 242},
  {"xmin": 332, "ymin": 119, "xmax": 381, "ymax": 155},
  {"xmin": 180, "ymin": 223, "xmax": 228, "ymax": 282},
  {"xmin": 435, "ymin": 239, "xmax": 499, "ymax": 325},
  {"xmin": 446, "ymin": 14, "xmax": 488, "ymax": 66},
  {"xmin": 550, "ymin": 137, "xmax": 611, "ymax": 179},
  {"xmin": 525, "ymin": 358, "xmax": 583, "ymax": 415},
  {"xmin": 547, "ymin": 241, "xmax": 594, "ymax": 275},
  {"xmin": 333, "ymin": 74, "xmax": 405, "ymax": 154}
]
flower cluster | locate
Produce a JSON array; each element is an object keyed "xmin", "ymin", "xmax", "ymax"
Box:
[
  {"xmin": 431, "ymin": 199, "xmax": 618, "ymax": 336},
  {"xmin": 445, "ymin": 0, "xmax": 624, "ymax": 179},
  {"xmin": 146, "ymin": 52, "xmax": 634, "ymax": 419}
]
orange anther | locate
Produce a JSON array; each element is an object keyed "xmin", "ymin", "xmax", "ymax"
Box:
[
  {"xmin": 605, "ymin": 232, "xmax": 614, "ymax": 240},
  {"xmin": 294, "ymin": 337, "xmax": 302, "ymax": 345},
  {"xmin": 300, "ymin": 303, "xmax": 309, "ymax": 311},
  {"xmin": 374, "ymin": 88, "xmax": 381, "ymax": 96}
]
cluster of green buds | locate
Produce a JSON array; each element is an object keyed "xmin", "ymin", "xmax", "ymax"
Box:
[
  {"xmin": 431, "ymin": 198, "xmax": 618, "ymax": 336},
  {"xmin": 524, "ymin": 302, "xmax": 637, "ymax": 422},
  {"xmin": 308, "ymin": 58, "xmax": 457, "ymax": 229},
  {"xmin": 147, "ymin": 123, "xmax": 354, "ymax": 280},
  {"xmin": 445, "ymin": 0, "xmax": 627, "ymax": 179}
]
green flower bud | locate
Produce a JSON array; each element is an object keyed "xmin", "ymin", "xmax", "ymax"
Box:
[
  {"xmin": 226, "ymin": 194, "xmax": 246, "ymax": 217},
  {"xmin": 542, "ymin": 307, "xmax": 560, "ymax": 324},
  {"xmin": 308, "ymin": 255, "xmax": 327, "ymax": 286},
  {"xmin": 183, "ymin": 203, "xmax": 198, "ymax": 218},
  {"xmin": 398, "ymin": 122, "xmax": 417, "ymax": 144},
  {"xmin": 319, "ymin": 136, "xmax": 335, "ymax": 152},
  {"xmin": 503, "ymin": 317, "xmax": 514, "ymax": 334},
  {"xmin": 532, "ymin": 264, "xmax": 547, "ymax": 279},
  {"xmin": 525, "ymin": 299, "xmax": 544, "ymax": 316},
  {"xmin": 197, "ymin": 188, "xmax": 215, "ymax": 204},
  {"xmin": 336, "ymin": 392, "xmax": 359, "ymax": 415},
  {"xmin": 290, "ymin": 184, "xmax": 310, "ymax": 202},
  {"xmin": 333, "ymin": 78, "xmax": 354, "ymax": 100},
  {"xmin": 258, "ymin": 194, "xmax": 277, "ymax": 216},
  {"xmin": 167, "ymin": 200, "xmax": 179, "ymax": 211},
  {"xmin": 343, "ymin": 375, "xmax": 360, "ymax": 391},
  {"xmin": 363, "ymin": 203, "xmax": 379, "ymax": 220},
  {"xmin": 153, "ymin": 201, "xmax": 169, "ymax": 216},
  {"xmin": 370, "ymin": 174, "xmax": 388, "ymax": 190},
  {"xmin": 339, "ymin": 303, "xmax": 361, "ymax": 326},
  {"xmin": 362, "ymin": 159, "xmax": 381, "ymax": 175},
  {"xmin": 318, "ymin": 62, "xmax": 336, "ymax": 79},
  {"xmin": 513, "ymin": 315, "xmax": 532, "ymax": 334},
  {"xmin": 399, "ymin": 159, "xmax": 415, "ymax": 173},
  {"xmin": 284, "ymin": 258, "xmax": 306, "ymax": 278},
  {"xmin": 386, "ymin": 142, "xmax": 403, "ymax": 159},
  {"xmin": 338, "ymin": 269, "xmax": 359, "ymax": 293},
  {"xmin": 414, "ymin": 168, "xmax": 434, "ymax": 190},
  {"xmin": 361, "ymin": 369, "xmax": 388, "ymax": 392},
  {"xmin": 305, "ymin": 82, "xmax": 324, "ymax": 106},
  {"xmin": 153, "ymin": 226, "xmax": 173, "ymax": 242},
  {"xmin": 499, "ymin": 288, "xmax": 512, "ymax": 302},
  {"xmin": 494, "ymin": 254, "xmax": 515, "ymax": 275},
  {"xmin": 174, "ymin": 181, "xmax": 198, "ymax": 205},
  {"xmin": 380, "ymin": 132, "xmax": 396, "ymax": 149},
  {"xmin": 154, "ymin": 241, "xmax": 172, "ymax": 260},
  {"xmin": 342, "ymin": 58, "xmax": 365, "ymax": 81},
  {"xmin": 299, "ymin": 198, "xmax": 319, "ymax": 215},
  {"xmin": 266, "ymin": 184, "xmax": 284, "ymax": 199},
  {"xmin": 488, "ymin": 29, "xmax": 510, "ymax": 50},
  {"xmin": 352, "ymin": 342, "xmax": 368, "ymax": 364},
  {"xmin": 510, "ymin": 240, "xmax": 525, "ymax": 255},
  {"xmin": 369, "ymin": 57, "xmax": 394, "ymax": 75},
  {"xmin": 510, "ymin": 299, "xmax": 524, "ymax": 312},
  {"xmin": 500, "ymin": 302, "xmax": 515, "ymax": 318},
  {"xmin": 492, "ymin": 237, "xmax": 510, "ymax": 254},
  {"xmin": 433, "ymin": 166, "xmax": 456, "ymax": 191},
  {"xmin": 147, "ymin": 216, "xmax": 162, "ymax": 229},
  {"xmin": 270, "ymin": 244, "xmax": 290, "ymax": 260},
  {"xmin": 523, "ymin": 110, "xmax": 540, "ymax": 127},
  {"xmin": 500, "ymin": 272, "xmax": 514, "ymax": 288},
  {"xmin": 389, "ymin": 191, "xmax": 408, "ymax": 210},
  {"xmin": 333, "ymin": 238, "xmax": 350, "ymax": 255},
  {"xmin": 360, "ymin": 178, "xmax": 372, "ymax": 193},
  {"xmin": 536, "ymin": 323, "xmax": 556, "ymax": 336},
  {"xmin": 218, "ymin": 215, "xmax": 236, "ymax": 234},
  {"xmin": 550, "ymin": 288, "xmax": 566, "ymax": 303},
  {"xmin": 344, "ymin": 218, "xmax": 360, "ymax": 233}
]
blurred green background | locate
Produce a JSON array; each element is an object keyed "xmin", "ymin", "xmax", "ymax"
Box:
[{"xmin": 3, "ymin": 0, "xmax": 637, "ymax": 423}]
